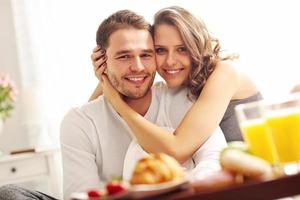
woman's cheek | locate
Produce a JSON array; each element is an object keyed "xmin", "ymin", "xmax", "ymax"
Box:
[{"xmin": 155, "ymin": 55, "xmax": 165, "ymax": 70}]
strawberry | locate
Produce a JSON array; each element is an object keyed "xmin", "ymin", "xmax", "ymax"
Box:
[
  {"xmin": 87, "ymin": 189, "xmax": 103, "ymax": 198},
  {"xmin": 106, "ymin": 181, "xmax": 128, "ymax": 195}
]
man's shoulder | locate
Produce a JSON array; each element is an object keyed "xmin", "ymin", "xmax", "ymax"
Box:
[
  {"xmin": 80, "ymin": 96, "xmax": 105, "ymax": 112},
  {"xmin": 60, "ymin": 96, "xmax": 108, "ymax": 140},
  {"xmin": 62, "ymin": 96, "xmax": 106, "ymax": 123}
]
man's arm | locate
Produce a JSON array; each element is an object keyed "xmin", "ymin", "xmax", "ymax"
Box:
[
  {"xmin": 191, "ymin": 127, "xmax": 227, "ymax": 176},
  {"xmin": 60, "ymin": 108, "xmax": 103, "ymax": 199}
]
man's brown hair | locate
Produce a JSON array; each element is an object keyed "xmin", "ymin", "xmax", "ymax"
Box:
[{"xmin": 96, "ymin": 10, "xmax": 151, "ymax": 49}]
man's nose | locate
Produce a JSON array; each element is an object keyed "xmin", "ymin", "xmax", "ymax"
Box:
[
  {"xmin": 166, "ymin": 52, "xmax": 176, "ymax": 67},
  {"xmin": 130, "ymin": 57, "xmax": 145, "ymax": 72}
]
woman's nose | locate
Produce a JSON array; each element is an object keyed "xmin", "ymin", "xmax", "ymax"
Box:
[{"xmin": 166, "ymin": 52, "xmax": 177, "ymax": 67}]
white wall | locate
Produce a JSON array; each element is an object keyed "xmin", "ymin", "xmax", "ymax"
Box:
[{"xmin": 0, "ymin": 0, "xmax": 28, "ymax": 152}]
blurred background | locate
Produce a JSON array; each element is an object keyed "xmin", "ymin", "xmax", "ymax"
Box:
[{"xmin": 0, "ymin": 0, "xmax": 299, "ymax": 198}]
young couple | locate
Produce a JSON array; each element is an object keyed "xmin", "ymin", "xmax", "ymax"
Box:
[
  {"xmin": 89, "ymin": 6, "xmax": 261, "ymax": 166},
  {"xmin": 0, "ymin": 6, "xmax": 260, "ymax": 200}
]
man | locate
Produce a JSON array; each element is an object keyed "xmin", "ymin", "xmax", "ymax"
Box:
[
  {"xmin": 60, "ymin": 10, "xmax": 157, "ymax": 199},
  {"xmin": 0, "ymin": 10, "xmax": 225, "ymax": 200}
]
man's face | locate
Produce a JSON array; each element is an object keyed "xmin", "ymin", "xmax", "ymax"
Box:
[{"xmin": 105, "ymin": 28, "xmax": 156, "ymax": 99}]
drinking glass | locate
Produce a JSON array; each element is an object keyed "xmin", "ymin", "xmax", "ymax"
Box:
[
  {"xmin": 264, "ymin": 93, "xmax": 300, "ymax": 173},
  {"xmin": 235, "ymin": 101, "xmax": 278, "ymax": 164}
]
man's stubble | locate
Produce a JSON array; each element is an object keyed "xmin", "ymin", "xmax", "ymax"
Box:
[{"xmin": 107, "ymin": 70, "xmax": 156, "ymax": 100}]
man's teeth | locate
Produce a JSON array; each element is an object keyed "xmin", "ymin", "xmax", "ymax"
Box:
[
  {"xmin": 127, "ymin": 77, "xmax": 145, "ymax": 81},
  {"xmin": 165, "ymin": 69, "xmax": 181, "ymax": 74}
]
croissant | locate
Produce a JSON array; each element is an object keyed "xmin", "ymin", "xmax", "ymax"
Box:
[{"xmin": 130, "ymin": 153, "xmax": 185, "ymax": 184}]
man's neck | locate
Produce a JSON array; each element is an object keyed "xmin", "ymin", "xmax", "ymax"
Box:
[{"xmin": 124, "ymin": 91, "xmax": 152, "ymax": 116}]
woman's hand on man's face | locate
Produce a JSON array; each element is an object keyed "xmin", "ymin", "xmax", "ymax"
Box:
[
  {"xmin": 91, "ymin": 46, "xmax": 123, "ymax": 108},
  {"xmin": 101, "ymin": 74, "xmax": 122, "ymax": 108},
  {"xmin": 91, "ymin": 45, "xmax": 107, "ymax": 80}
]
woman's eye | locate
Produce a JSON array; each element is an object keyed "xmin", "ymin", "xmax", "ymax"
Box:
[
  {"xmin": 178, "ymin": 47, "xmax": 188, "ymax": 53},
  {"xmin": 141, "ymin": 54, "xmax": 152, "ymax": 58},
  {"xmin": 155, "ymin": 48, "xmax": 165, "ymax": 54}
]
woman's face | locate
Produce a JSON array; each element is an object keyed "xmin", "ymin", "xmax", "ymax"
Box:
[{"xmin": 154, "ymin": 24, "xmax": 192, "ymax": 88}]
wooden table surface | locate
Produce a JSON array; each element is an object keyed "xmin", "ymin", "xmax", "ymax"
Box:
[{"xmin": 147, "ymin": 173, "xmax": 300, "ymax": 200}]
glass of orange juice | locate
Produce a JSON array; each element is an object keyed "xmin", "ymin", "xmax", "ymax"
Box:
[
  {"xmin": 264, "ymin": 94, "xmax": 300, "ymax": 169},
  {"xmin": 235, "ymin": 101, "xmax": 278, "ymax": 164}
]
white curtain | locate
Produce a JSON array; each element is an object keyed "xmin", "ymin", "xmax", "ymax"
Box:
[{"xmin": 10, "ymin": 0, "xmax": 300, "ymax": 145}]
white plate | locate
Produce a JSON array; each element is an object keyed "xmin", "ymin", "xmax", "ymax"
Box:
[
  {"xmin": 130, "ymin": 178, "xmax": 189, "ymax": 198},
  {"xmin": 70, "ymin": 178, "xmax": 189, "ymax": 200}
]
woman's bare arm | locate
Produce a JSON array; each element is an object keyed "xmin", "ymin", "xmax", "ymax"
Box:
[{"xmin": 102, "ymin": 62, "xmax": 250, "ymax": 163}]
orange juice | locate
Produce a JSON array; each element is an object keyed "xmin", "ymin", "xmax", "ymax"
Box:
[
  {"xmin": 266, "ymin": 110, "xmax": 300, "ymax": 163},
  {"xmin": 241, "ymin": 119, "xmax": 278, "ymax": 164}
]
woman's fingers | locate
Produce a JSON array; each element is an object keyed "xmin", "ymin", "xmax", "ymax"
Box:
[
  {"xmin": 94, "ymin": 56, "xmax": 107, "ymax": 81},
  {"xmin": 91, "ymin": 46, "xmax": 106, "ymax": 62},
  {"xmin": 91, "ymin": 49, "xmax": 106, "ymax": 63},
  {"xmin": 93, "ymin": 55, "xmax": 107, "ymax": 69},
  {"xmin": 98, "ymin": 63, "xmax": 107, "ymax": 74},
  {"xmin": 93, "ymin": 45, "xmax": 101, "ymax": 52},
  {"xmin": 91, "ymin": 45, "xmax": 108, "ymax": 80},
  {"xmin": 101, "ymin": 74, "xmax": 109, "ymax": 86},
  {"xmin": 95, "ymin": 63, "xmax": 107, "ymax": 79},
  {"xmin": 91, "ymin": 46, "xmax": 107, "ymax": 78}
]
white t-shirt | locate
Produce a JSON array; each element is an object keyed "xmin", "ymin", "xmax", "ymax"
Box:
[{"xmin": 60, "ymin": 82, "xmax": 226, "ymax": 199}]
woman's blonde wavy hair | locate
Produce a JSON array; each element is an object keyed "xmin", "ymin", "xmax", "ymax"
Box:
[{"xmin": 152, "ymin": 6, "xmax": 236, "ymax": 101}]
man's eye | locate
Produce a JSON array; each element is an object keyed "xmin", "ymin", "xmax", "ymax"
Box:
[
  {"xmin": 155, "ymin": 48, "xmax": 165, "ymax": 54},
  {"xmin": 117, "ymin": 55, "xmax": 130, "ymax": 59}
]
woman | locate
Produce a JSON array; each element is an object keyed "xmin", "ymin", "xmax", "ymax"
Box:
[{"xmin": 90, "ymin": 6, "xmax": 261, "ymax": 163}]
